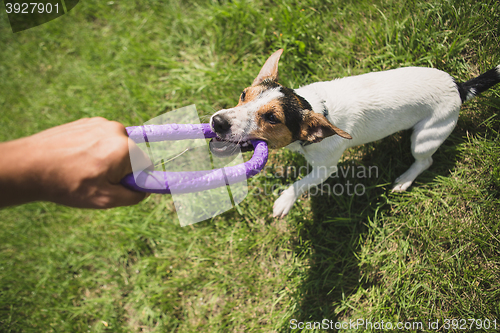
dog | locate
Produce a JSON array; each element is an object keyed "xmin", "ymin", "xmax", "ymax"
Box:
[{"xmin": 209, "ymin": 49, "xmax": 500, "ymax": 218}]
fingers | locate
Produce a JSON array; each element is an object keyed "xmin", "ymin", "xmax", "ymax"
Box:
[
  {"xmin": 90, "ymin": 119, "xmax": 152, "ymax": 208},
  {"xmin": 100, "ymin": 123, "xmax": 153, "ymax": 208},
  {"xmin": 107, "ymin": 184, "xmax": 149, "ymax": 208},
  {"xmin": 85, "ymin": 184, "xmax": 149, "ymax": 209},
  {"xmin": 105, "ymin": 136, "xmax": 153, "ymax": 184}
]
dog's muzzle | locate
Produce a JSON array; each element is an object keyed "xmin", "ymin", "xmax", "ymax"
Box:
[{"xmin": 209, "ymin": 114, "xmax": 255, "ymax": 157}]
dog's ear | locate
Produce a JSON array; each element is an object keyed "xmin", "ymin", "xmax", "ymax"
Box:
[
  {"xmin": 252, "ymin": 49, "xmax": 283, "ymax": 86},
  {"xmin": 298, "ymin": 112, "xmax": 352, "ymax": 143}
]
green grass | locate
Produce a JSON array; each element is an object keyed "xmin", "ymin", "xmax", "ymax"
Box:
[{"xmin": 1, "ymin": 0, "xmax": 499, "ymax": 332}]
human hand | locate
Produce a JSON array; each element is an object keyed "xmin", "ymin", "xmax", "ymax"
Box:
[{"xmin": 0, "ymin": 117, "xmax": 151, "ymax": 208}]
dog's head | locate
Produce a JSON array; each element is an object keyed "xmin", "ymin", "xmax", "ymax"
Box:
[{"xmin": 209, "ymin": 49, "xmax": 351, "ymax": 156}]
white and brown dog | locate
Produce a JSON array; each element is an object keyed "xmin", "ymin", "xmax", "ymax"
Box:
[{"xmin": 210, "ymin": 49, "xmax": 500, "ymax": 217}]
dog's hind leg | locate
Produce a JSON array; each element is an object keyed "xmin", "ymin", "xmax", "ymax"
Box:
[{"xmin": 392, "ymin": 108, "xmax": 459, "ymax": 192}]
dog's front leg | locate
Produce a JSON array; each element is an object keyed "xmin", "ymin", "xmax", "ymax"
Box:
[{"xmin": 273, "ymin": 165, "xmax": 336, "ymax": 218}]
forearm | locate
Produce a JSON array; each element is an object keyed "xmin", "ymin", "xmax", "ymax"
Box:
[
  {"xmin": 0, "ymin": 118, "xmax": 148, "ymax": 209},
  {"xmin": 0, "ymin": 137, "xmax": 43, "ymax": 207}
]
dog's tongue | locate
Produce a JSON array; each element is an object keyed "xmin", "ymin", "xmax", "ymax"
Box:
[{"xmin": 209, "ymin": 138, "xmax": 254, "ymax": 157}]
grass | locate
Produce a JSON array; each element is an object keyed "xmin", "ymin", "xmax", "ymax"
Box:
[{"xmin": 0, "ymin": 0, "xmax": 499, "ymax": 332}]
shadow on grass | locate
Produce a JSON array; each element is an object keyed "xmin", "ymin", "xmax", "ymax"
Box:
[{"xmin": 279, "ymin": 127, "xmax": 464, "ymax": 331}]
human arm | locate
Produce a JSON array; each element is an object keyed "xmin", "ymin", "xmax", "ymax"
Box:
[{"xmin": 0, "ymin": 117, "xmax": 150, "ymax": 209}]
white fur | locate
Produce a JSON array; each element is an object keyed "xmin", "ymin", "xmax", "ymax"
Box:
[{"xmin": 273, "ymin": 67, "xmax": 463, "ymax": 217}]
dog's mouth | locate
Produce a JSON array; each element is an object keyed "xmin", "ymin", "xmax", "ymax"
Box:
[{"xmin": 209, "ymin": 137, "xmax": 255, "ymax": 157}]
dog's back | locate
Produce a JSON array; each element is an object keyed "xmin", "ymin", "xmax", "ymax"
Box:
[{"xmin": 297, "ymin": 67, "xmax": 462, "ymax": 147}]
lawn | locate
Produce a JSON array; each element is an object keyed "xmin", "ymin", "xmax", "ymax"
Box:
[{"xmin": 1, "ymin": 0, "xmax": 499, "ymax": 332}]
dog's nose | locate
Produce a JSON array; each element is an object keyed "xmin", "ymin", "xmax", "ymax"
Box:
[{"xmin": 212, "ymin": 114, "xmax": 231, "ymax": 134}]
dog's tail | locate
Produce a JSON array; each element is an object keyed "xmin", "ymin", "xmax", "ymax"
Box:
[{"xmin": 457, "ymin": 65, "xmax": 500, "ymax": 103}]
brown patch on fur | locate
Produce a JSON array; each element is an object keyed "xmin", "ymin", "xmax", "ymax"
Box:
[
  {"xmin": 236, "ymin": 86, "xmax": 263, "ymax": 106},
  {"xmin": 294, "ymin": 94, "xmax": 308, "ymax": 110},
  {"xmin": 249, "ymin": 100, "xmax": 294, "ymax": 148},
  {"xmin": 299, "ymin": 112, "xmax": 352, "ymax": 143}
]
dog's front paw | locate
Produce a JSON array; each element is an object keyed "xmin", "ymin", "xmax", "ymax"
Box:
[
  {"xmin": 392, "ymin": 180, "xmax": 412, "ymax": 192},
  {"xmin": 273, "ymin": 189, "xmax": 297, "ymax": 218}
]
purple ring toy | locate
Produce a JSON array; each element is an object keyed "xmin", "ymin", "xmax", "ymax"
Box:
[{"xmin": 120, "ymin": 123, "xmax": 268, "ymax": 194}]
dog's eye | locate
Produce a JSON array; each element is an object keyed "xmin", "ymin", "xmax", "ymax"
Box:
[
  {"xmin": 240, "ymin": 91, "xmax": 246, "ymax": 102},
  {"xmin": 264, "ymin": 112, "xmax": 280, "ymax": 124}
]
